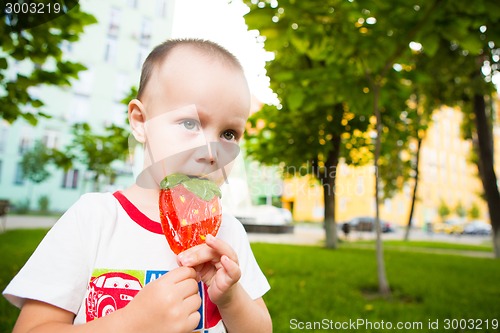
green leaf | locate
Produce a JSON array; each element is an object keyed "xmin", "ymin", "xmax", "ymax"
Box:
[
  {"xmin": 182, "ymin": 178, "xmax": 222, "ymax": 201},
  {"xmin": 421, "ymin": 34, "xmax": 439, "ymax": 57},
  {"xmin": 0, "ymin": 57, "xmax": 7, "ymax": 70},
  {"xmin": 459, "ymin": 36, "xmax": 484, "ymax": 55},
  {"xmin": 160, "ymin": 173, "xmax": 191, "ymax": 190},
  {"xmin": 287, "ymin": 90, "xmax": 305, "ymax": 110}
]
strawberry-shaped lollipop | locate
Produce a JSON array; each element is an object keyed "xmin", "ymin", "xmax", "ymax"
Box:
[{"xmin": 159, "ymin": 173, "xmax": 222, "ymax": 254}]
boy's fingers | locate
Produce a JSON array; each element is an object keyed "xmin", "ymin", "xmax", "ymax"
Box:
[
  {"xmin": 220, "ymin": 255, "xmax": 241, "ymax": 282},
  {"xmin": 184, "ymin": 292, "xmax": 202, "ymax": 311},
  {"xmin": 205, "ymin": 234, "xmax": 238, "ymax": 264},
  {"xmin": 177, "ymin": 236, "xmax": 238, "ymax": 268},
  {"xmin": 176, "ymin": 277, "xmax": 200, "ymax": 298},
  {"xmin": 166, "ymin": 266, "xmax": 198, "ymax": 283},
  {"xmin": 187, "ymin": 307, "xmax": 202, "ymax": 330},
  {"xmin": 178, "ymin": 244, "xmax": 217, "ymax": 266}
]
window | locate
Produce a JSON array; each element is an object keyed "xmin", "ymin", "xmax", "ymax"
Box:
[
  {"xmin": 127, "ymin": 0, "xmax": 138, "ymax": 8},
  {"xmin": 384, "ymin": 198, "xmax": 392, "ymax": 212},
  {"xmin": 339, "ymin": 198, "xmax": 347, "ymax": 212},
  {"xmin": 60, "ymin": 40, "xmax": 73, "ymax": 54},
  {"xmin": 0, "ymin": 123, "xmax": 8, "ymax": 153},
  {"xmin": 114, "ymin": 72, "xmax": 130, "ymax": 102},
  {"xmin": 14, "ymin": 162, "xmax": 24, "ymax": 185},
  {"xmin": 73, "ymin": 67, "xmax": 94, "ymax": 96},
  {"xmin": 108, "ymin": 7, "xmax": 121, "ymax": 37},
  {"xmin": 112, "ymin": 102, "xmax": 128, "ymax": 126},
  {"xmin": 136, "ymin": 46, "xmax": 149, "ymax": 69},
  {"xmin": 139, "ymin": 18, "xmax": 152, "ymax": 46},
  {"xmin": 62, "ymin": 169, "xmax": 79, "ymax": 189},
  {"xmin": 42, "ymin": 130, "xmax": 59, "ymax": 149},
  {"xmin": 356, "ymin": 175, "xmax": 364, "ymax": 196},
  {"xmin": 104, "ymin": 38, "xmax": 118, "ymax": 63},
  {"xmin": 18, "ymin": 136, "xmax": 31, "ymax": 155},
  {"xmin": 67, "ymin": 95, "xmax": 90, "ymax": 124},
  {"xmin": 155, "ymin": 0, "xmax": 167, "ymax": 18},
  {"xmin": 0, "ymin": 160, "xmax": 2, "ymax": 183}
]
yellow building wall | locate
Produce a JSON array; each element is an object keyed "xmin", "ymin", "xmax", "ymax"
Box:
[{"xmin": 282, "ymin": 106, "xmax": 493, "ymax": 227}]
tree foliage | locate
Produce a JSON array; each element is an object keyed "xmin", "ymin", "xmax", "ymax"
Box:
[
  {"xmin": 0, "ymin": 3, "xmax": 96, "ymax": 124},
  {"xmin": 54, "ymin": 122, "xmax": 130, "ymax": 191},
  {"xmin": 243, "ymin": 0, "xmax": 500, "ymax": 292},
  {"xmin": 20, "ymin": 140, "xmax": 51, "ymax": 184}
]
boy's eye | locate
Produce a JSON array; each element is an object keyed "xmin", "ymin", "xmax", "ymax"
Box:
[
  {"xmin": 181, "ymin": 119, "xmax": 200, "ymax": 131},
  {"xmin": 222, "ymin": 130, "xmax": 237, "ymax": 141}
]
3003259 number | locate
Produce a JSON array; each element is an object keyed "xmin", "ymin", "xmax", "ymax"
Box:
[
  {"xmin": 5, "ymin": 2, "xmax": 61, "ymax": 14},
  {"xmin": 443, "ymin": 319, "xmax": 499, "ymax": 330}
]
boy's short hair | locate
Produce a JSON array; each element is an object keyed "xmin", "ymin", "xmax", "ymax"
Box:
[{"xmin": 137, "ymin": 38, "xmax": 243, "ymax": 100}]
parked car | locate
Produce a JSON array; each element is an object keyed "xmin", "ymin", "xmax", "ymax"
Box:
[
  {"xmin": 342, "ymin": 216, "xmax": 394, "ymax": 233},
  {"xmin": 462, "ymin": 220, "xmax": 492, "ymax": 235},
  {"xmin": 433, "ymin": 219, "xmax": 464, "ymax": 234},
  {"xmin": 235, "ymin": 205, "xmax": 293, "ymax": 225}
]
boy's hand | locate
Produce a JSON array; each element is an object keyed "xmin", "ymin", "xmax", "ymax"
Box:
[
  {"xmin": 122, "ymin": 266, "xmax": 201, "ymax": 333},
  {"xmin": 177, "ymin": 235, "xmax": 241, "ymax": 306}
]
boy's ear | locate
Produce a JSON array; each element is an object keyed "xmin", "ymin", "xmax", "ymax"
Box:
[{"xmin": 128, "ymin": 99, "xmax": 147, "ymax": 143}]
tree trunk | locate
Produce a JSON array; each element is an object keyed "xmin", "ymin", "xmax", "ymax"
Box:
[
  {"xmin": 323, "ymin": 176, "xmax": 337, "ymax": 249},
  {"xmin": 404, "ymin": 136, "xmax": 423, "ymax": 241},
  {"xmin": 314, "ymin": 103, "xmax": 343, "ymax": 249},
  {"xmin": 323, "ymin": 134, "xmax": 341, "ymax": 249},
  {"xmin": 373, "ymin": 85, "xmax": 391, "ymax": 296},
  {"xmin": 472, "ymin": 93, "xmax": 500, "ymax": 258}
]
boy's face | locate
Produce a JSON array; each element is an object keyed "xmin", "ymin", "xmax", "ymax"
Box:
[{"xmin": 131, "ymin": 46, "xmax": 251, "ymax": 187}]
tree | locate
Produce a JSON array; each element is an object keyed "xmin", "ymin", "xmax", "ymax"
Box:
[
  {"xmin": 0, "ymin": 1, "xmax": 96, "ymax": 124},
  {"xmin": 244, "ymin": 1, "xmax": 373, "ymax": 250},
  {"xmin": 409, "ymin": 1, "xmax": 500, "ymax": 257},
  {"xmin": 468, "ymin": 203, "xmax": 481, "ymax": 220},
  {"xmin": 50, "ymin": 87, "xmax": 134, "ymax": 192},
  {"xmin": 455, "ymin": 201, "xmax": 467, "ymax": 219},
  {"xmin": 20, "ymin": 140, "xmax": 52, "ymax": 209},
  {"xmin": 244, "ymin": 0, "xmax": 500, "ymax": 296},
  {"xmin": 438, "ymin": 200, "xmax": 451, "ymax": 222},
  {"xmin": 63, "ymin": 123, "xmax": 130, "ymax": 192}
]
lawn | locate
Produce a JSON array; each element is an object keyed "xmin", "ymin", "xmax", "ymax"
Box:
[
  {"xmin": 1, "ymin": 229, "xmax": 499, "ymax": 332},
  {"xmin": 0, "ymin": 229, "xmax": 48, "ymax": 332}
]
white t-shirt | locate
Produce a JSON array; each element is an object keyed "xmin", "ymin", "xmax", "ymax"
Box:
[{"xmin": 3, "ymin": 192, "xmax": 270, "ymax": 332}]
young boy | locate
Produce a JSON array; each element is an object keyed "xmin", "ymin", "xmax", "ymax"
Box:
[{"xmin": 3, "ymin": 38, "xmax": 272, "ymax": 333}]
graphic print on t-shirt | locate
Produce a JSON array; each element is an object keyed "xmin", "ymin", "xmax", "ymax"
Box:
[{"xmin": 85, "ymin": 269, "xmax": 222, "ymax": 332}]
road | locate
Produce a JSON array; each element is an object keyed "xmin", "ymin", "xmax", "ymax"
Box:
[{"xmin": 1, "ymin": 215, "xmax": 492, "ymax": 252}]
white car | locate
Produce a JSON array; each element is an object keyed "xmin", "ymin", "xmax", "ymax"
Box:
[
  {"xmin": 462, "ymin": 220, "xmax": 492, "ymax": 235},
  {"xmin": 235, "ymin": 205, "xmax": 292, "ymax": 225}
]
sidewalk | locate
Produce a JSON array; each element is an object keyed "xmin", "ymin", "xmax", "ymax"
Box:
[
  {"xmin": 247, "ymin": 224, "xmax": 325, "ymax": 246},
  {"xmin": 1, "ymin": 214, "xmax": 58, "ymax": 231},
  {"xmin": 1, "ymin": 216, "xmax": 493, "ymax": 259}
]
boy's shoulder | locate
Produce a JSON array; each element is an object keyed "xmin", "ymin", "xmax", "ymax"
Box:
[
  {"xmin": 67, "ymin": 192, "xmax": 118, "ymax": 218},
  {"xmin": 76, "ymin": 191, "xmax": 116, "ymax": 206}
]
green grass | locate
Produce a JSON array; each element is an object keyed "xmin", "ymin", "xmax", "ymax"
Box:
[
  {"xmin": 0, "ymin": 229, "xmax": 49, "ymax": 332},
  {"xmin": 251, "ymin": 243, "xmax": 500, "ymax": 332},
  {"xmin": 343, "ymin": 239, "xmax": 493, "ymax": 253},
  {"xmin": 1, "ymin": 229, "xmax": 499, "ymax": 332}
]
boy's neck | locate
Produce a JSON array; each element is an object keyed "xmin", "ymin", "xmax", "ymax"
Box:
[{"xmin": 121, "ymin": 184, "xmax": 161, "ymax": 222}]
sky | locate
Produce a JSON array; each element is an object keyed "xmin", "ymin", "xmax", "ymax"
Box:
[{"xmin": 170, "ymin": 0, "xmax": 277, "ymax": 105}]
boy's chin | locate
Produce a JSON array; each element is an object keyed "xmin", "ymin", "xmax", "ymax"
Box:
[
  {"xmin": 185, "ymin": 171, "xmax": 226, "ymax": 186},
  {"xmin": 136, "ymin": 163, "xmax": 230, "ymax": 189}
]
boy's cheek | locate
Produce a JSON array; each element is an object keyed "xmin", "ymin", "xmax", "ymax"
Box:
[{"xmin": 146, "ymin": 131, "xmax": 205, "ymax": 161}]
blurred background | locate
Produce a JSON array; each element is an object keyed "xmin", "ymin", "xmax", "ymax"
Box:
[{"xmin": 1, "ymin": 1, "xmax": 500, "ymax": 331}]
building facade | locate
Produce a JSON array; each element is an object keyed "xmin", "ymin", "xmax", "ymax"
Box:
[
  {"xmin": 0, "ymin": 0, "xmax": 175, "ymax": 212},
  {"xmin": 281, "ymin": 105, "xmax": 499, "ymax": 227}
]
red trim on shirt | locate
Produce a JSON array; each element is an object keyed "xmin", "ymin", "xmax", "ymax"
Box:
[{"xmin": 113, "ymin": 191, "xmax": 163, "ymax": 234}]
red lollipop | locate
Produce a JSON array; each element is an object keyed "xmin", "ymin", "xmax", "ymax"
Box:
[{"xmin": 159, "ymin": 174, "xmax": 222, "ymax": 255}]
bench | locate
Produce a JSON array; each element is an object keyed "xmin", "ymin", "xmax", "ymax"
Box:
[{"xmin": 0, "ymin": 199, "xmax": 10, "ymax": 232}]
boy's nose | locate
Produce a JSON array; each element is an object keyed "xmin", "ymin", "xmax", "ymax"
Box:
[
  {"xmin": 206, "ymin": 142, "xmax": 218, "ymax": 165},
  {"xmin": 194, "ymin": 142, "xmax": 218, "ymax": 165}
]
